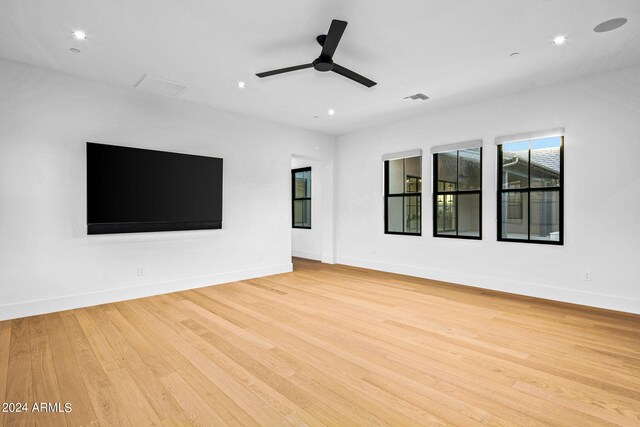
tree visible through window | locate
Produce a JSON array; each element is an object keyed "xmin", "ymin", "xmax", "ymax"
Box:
[
  {"xmin": 498, "ymin": 136, "xmax": 563, "ymax": 244},
  {"xmin": 292, "ymin": 167, "xmax": 311, "ymax": 228},
  {"xmin": 433, "ymin": 148, "xmax": 482, "ymax": 239},
  {"xmin": 384, "ymin": 156, "xmax": 421, "ymax": 235}
]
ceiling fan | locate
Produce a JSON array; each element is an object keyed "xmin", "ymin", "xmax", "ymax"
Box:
[{"xmin": 256, "ymin": 19, "xmax": 377, "ymax": 88}]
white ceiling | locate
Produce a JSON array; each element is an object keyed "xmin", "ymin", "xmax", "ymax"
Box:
[{"xmin": 1, "ymin": 0, "xmax": 639, "ymax": 135}]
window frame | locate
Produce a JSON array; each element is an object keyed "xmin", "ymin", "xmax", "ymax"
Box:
[
  {"xmin": 291, "ymin": 167, "xmax": 312, "ymax": 229},
  {"xmin": 384, "ymin": 157, "xmax": 422, "ymax": 236},
  {"xmin": 432, "ymin": 148, "xmax": 483, "ymax": 240},
  {"xmin": 497, "ymin": 136, "xmax": 564, "ymax": 245}
]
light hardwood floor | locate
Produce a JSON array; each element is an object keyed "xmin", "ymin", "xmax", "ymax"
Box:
[{"xmin": 1, "ymin": 258, "xmax": 639, "ymax": 426}]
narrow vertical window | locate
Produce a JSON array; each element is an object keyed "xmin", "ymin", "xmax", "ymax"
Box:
[
  {"xmin": 384, "ymin": 155, "xmax": 422, "ymax": 235},
  {"xmin": 292, "ymin": 167, "xmax": 311, "ymax": 228},
  {"xmin": 433, "ymin": 147, "xmax": 482, "ymax": 239},
  {"xmin": 497, "ymin": 133, "xmax": 563, "ymax": 244}
]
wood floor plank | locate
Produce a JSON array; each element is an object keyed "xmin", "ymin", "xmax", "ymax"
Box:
[
  {"xmin": 1, "ymin": 257, "xmax": 638, "ymax": 426},
  {"xmin": 4, "ymin": 317, "xmax": 34, "ymax": 427},
  {"xmin": 115, "ymin": 300, "xmax": 260, "ymax": 427},
  {"xmin": 28, "ymin": 316, "xmax": 67, "ymax": 427},
  {"xmin": 185, "ymin": 289, "xmax": 485, "ymax": 426},
  {"xmin": 44, "ymin": 313, "xmax": 99, "ymax": 426},
  {"xmin": 133, "ymin": 305, "xmax": 294, "ymax": 426},
  {"xmin": 0, "ymin": 320, "xmax": 12, "ymax": 427},
  {"xmin": 74, "ymin": 308, "xmax": 163, "ymax": 426},
  {"xmin": 159, "ymin": 372, "xmax": 228, "ymax": 426},
  {"xmin": 99, "ymin": 306, "xmax": 183, "ymax": 421},
  {"xmin": 58, "ymin": 313, "xmax": 132, "ymax": 426},
  {"xmin": 135, "ymin": 296, "xmax": 315, "ymax": 426}
]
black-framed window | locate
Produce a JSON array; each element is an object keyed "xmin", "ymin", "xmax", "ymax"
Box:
[
  {"xmin": 433, "ymin": 147, "xmax": 482, "ymax": 239},
  {"xmin": 497, "ymin": 135, "xmax": 563, "ymax": 244},
  {"xmin": 384, "ymin": 156, "xmax": 421, "ymax": 235},
  {"xmin": 292, "ymin": 167, "xmax": 311, "ymax": 229}
]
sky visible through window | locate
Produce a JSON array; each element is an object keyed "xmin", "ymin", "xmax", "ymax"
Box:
[{"xmin": 503, "ymin": 136, "xmax": 561, "ymax": 152}]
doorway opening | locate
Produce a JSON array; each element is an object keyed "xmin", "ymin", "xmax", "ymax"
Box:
[{"xmin": 290, "ymin": 155, "xmax": 335, "ymax": 268}]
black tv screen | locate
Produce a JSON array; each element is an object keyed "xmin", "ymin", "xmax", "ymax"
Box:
[{"xmin": 87, "ymin": 142, "xmax": 223, "ymax": 234}]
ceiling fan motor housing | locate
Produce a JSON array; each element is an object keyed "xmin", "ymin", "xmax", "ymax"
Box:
[{"xmin": 313, "ymin": 56, "xmax": 334, "ymax": 72}]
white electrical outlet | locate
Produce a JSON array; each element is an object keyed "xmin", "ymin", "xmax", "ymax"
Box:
[
  {"xmin": 584, "ymin": 271, "xmax": 592, "ymax": 281},
  {"xmin": 137, "ymin": 267, "xmax": 146, "ymax": 277}
]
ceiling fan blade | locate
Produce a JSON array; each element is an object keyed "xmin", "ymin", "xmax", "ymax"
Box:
[
  {"xmin": 332, "ymin": 64, "xmax": 377, "ymax": 88},
  {"xmin": 256, "ymin": 63, "xmax": 313, "ymax": 78},
  {"xmin": 321, "ymin": 20, "xmax": 347, "ymax": 58}
]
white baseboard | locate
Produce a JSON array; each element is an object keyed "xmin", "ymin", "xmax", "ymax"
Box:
[
  {"xmin": 337, "ymin": 256, "xmax": 640, "ymax": 315},
  {"xmin": 321, "ymin": 255, "xmax": 336, "ymax": 264},
  {"xmin": 292, "ymin": 250, "xmax": 322, "ymax": 261},
  {"xmin": 0, "ymin": 263, "xmax": 293, "ymax": 321}
]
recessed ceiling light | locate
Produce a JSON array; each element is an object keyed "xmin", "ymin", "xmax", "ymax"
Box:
[
  {"xmin": 237, "ymin": 81, "xmax": 246, "ymax": 89},
  {"xmin": 328, "ymin": 109, "xmax": 335, "ymax": 116},
  {"xmin": 552, "ymin": 35, "xmax": 567, "ymax": 45},
  {"xmin": 73, "ymin": 30, "xmax": 87, "ymax": 40},
  {"xmin": 594, "ymin": 18, "xmax": 627, "ymax": 33},
  {"xmin": 69, "ymin": 48, "xmax": 81, "ymax": 54}
]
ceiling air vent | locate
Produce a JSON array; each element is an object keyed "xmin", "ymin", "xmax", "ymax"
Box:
[
  {"xmin": 134, "ymin": 74, "xmax": 188, "ymax": 97},
  {"xmin": 404, "ymin": 93, "xmax": 429, "ymax": 101}
]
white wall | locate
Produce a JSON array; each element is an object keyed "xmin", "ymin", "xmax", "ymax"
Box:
[
  {"xmin": 336, "ymin": 65, "xmax": 640, "ymax": 314},
  {"xmin": 0, "ymin": 58, "xmax": 335, "ymax": 320},
  {"xmin": 2, "ymin": 57, "xmax": 638, "ymax": 319}
]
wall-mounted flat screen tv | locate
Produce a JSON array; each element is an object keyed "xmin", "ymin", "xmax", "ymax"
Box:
[{"xmin": 87, "ymin": 142, "xmax": 223, "ymax": 234}]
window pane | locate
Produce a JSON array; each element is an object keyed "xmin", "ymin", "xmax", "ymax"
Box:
[
  {"xmin": 502, "ymin": 141, "xmax": 529, "ymax": 189},
  {"xmin": 405, "ymin": 156, "xmax": 422, "ymax": 193},
  {"xmin": 404, "ymin": 196, "xmax": 421, "ymax": 234},
  {"xmin": 508, "ymin": 192, "xmax": 523, "ymax": 220},
  {"xmin": 436, "ymin": 194, "xmax": 456, "ymax": 235},
  {"xmin": 388, "ymin": 159, "xmax": 404, "ymax": 194},
  {"xmin": 530, "ymin": 190, "xmax": 560, "ymax": 241},
  {"xmin": 437, "ymin": 152, "xmax": 457, "ymax": 191},
  {"xmin": 387, "ymin": 197, "xmax": 403, "ymax": 232},
  {"xmin": 501, "ymin": 192, "xmax": 528, "ymax": 239},
  {"xmin": 458, "ymin": 193, "xmax": 480, "ymax": 237},
  {"xmin": 293, "ymin": 199, "xmax": 311, "ymax": 227},
  {"xmin": 531, "ymin": 137, "xmax": 561, "ymax": 188},
  {"xmin": 304, "ymin": 171, "xmax": 311, "ymax": 196},
  {"xmin": 458, "ymin": 148, "xmax": 481, "ymax": 191},
  {"xmin": 294, "ymin": 170, "xmax": 311, "ymax": 198}
]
